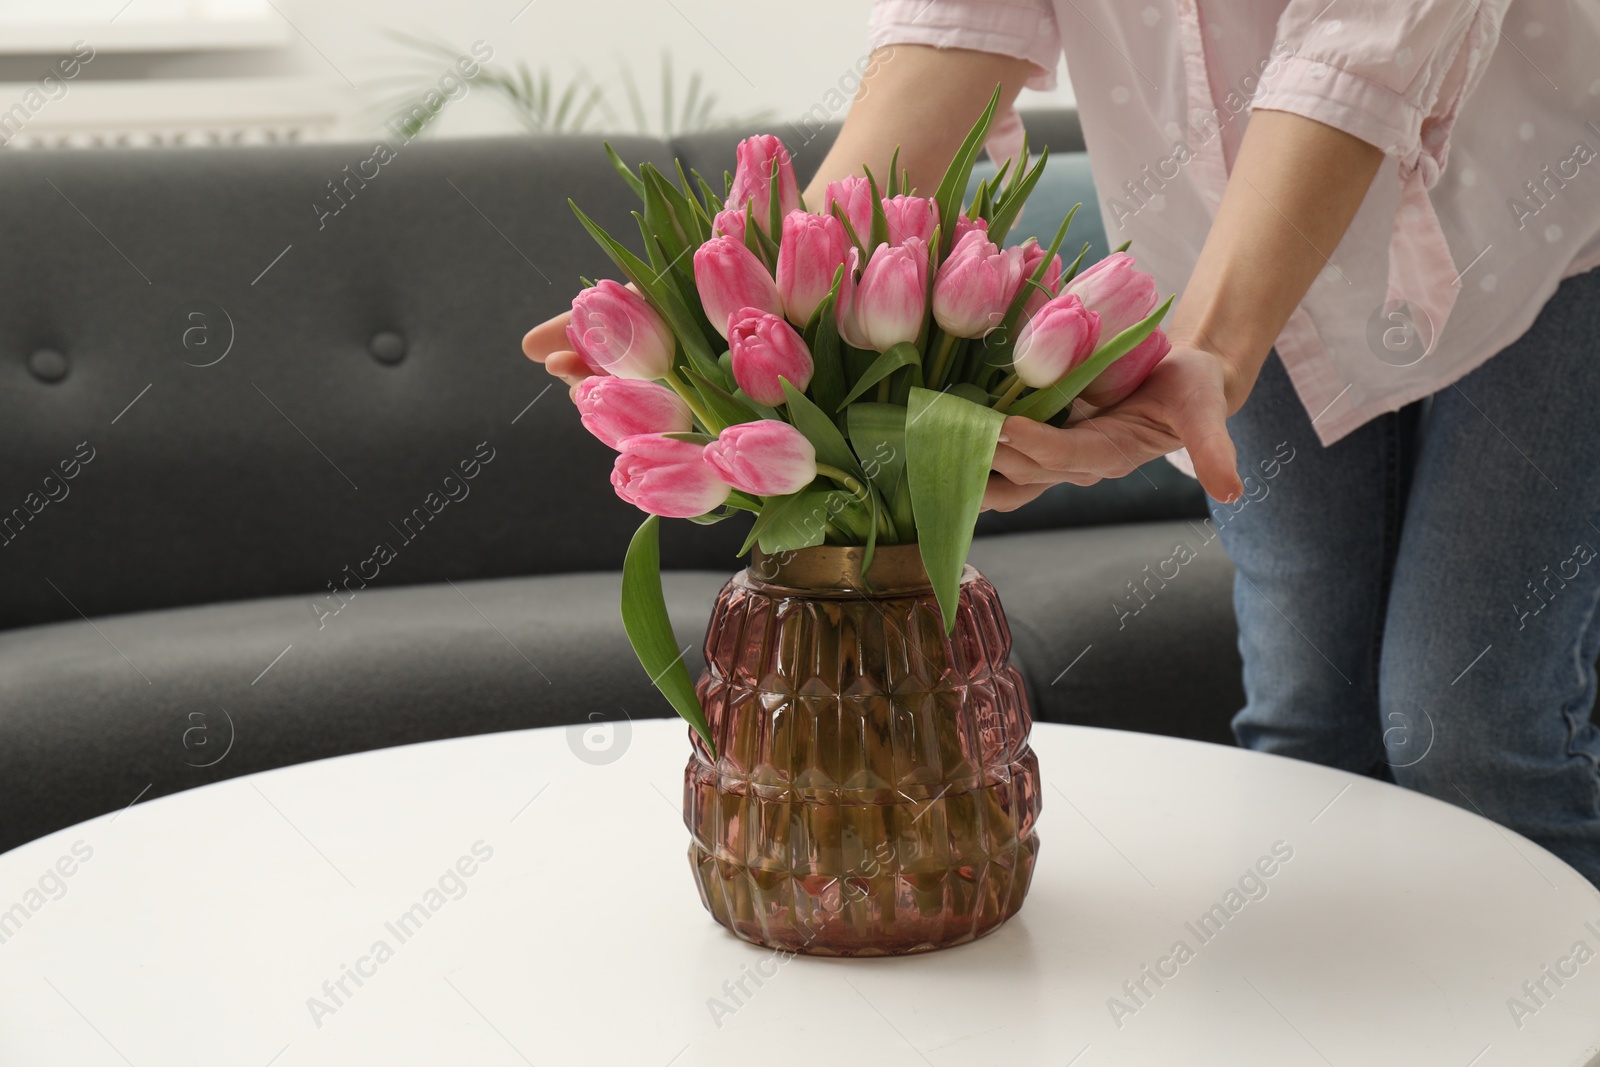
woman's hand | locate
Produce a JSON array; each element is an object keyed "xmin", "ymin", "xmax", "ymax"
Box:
[
  {"xmin": 522, "ymin": 311, "xmax": 595, "ymax": 394},
  {"xmin": 985, "ymin": 343, "xmax": 1246, "ymax": 510}
]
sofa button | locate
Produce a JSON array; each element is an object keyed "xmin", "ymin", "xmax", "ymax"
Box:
[
  {"xmin": 28, "ymin": 348, "xmax": 68, "ymax": 383},
  {"xmin": 369, "ymin": 331, "xmax": 406, "ymax": 365}
]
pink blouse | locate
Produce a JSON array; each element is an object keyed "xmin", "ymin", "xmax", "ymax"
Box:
[{"xmin": 868, "ymin": 0, "xmax": 1600, "ymax": 446}]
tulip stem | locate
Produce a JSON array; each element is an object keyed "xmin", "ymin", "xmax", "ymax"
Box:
[
  {"xmin": 926, "ymin": 332, "xmax": 960, "ymax": 389},
  {"xmin": 665, "ymin": 370, "xmax": 722, "ymax": 435},
  {"xmin": 816, "ymin": 464, "xmax": 895, "ymax": 542},
  {"xmin": 991, "ymin": 373, "xmax": 1026, "ymax": 413}
]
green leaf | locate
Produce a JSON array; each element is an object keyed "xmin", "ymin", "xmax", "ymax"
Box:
[
  {"xmin": 861, "ymin": 484, "xmax": 880, "ymax": 577},
  {"xmin": 741, "ymin": 489, "xmax": 841, "ymax": 554},
  {"xmin": 932, "ymin": 86, "xmax": 1001, "ymax": 259},
  {"xmin": 604, "ymin": 143, "xmax": 646, "ymax": 198},
  {"xmin": 905, "ymin": 386, "xmax": 1006, "ymax": 633},
  {"xmin": 889, "ymin": 466, "xmax": 915, "ymax": 538},
  {"xmin": 802, "ymin": 268, "xmax": 848, "ymax": 417},
  {"xmin": 621, "ymin": 516, "xmax": 714, "ymax": 752},
  {"xmin": 1007, "ymin": 296, "xmax": 1175, "ymax": 422},
  {"xmin": 948, "ymin": 382, "xmax": 990, "ymax": 406},
  {"xmin": 846, "ymin": 402, "xmax": 907, "ymax": 501},
  {"xmin": 781, "ymin": 378, "xmax": 859, "ymax": 474},
  {"xmin": 683, "ymin": 366, "xmax": 763, "ymax": 431},
  {"xmin": 834, "ymin": 341, "xmax": 921, "ymax": 411},
  {"xmin": 864, "ymin": 166, "xmax": 889, "ymax": 252},
  {"xmin": 986, "ymin": 147, "xmax": 1049, "ymax": 247}
]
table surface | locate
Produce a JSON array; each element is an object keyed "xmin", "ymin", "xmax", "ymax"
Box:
[{"xmin": 2, "ymin": 719, "xmax": 1598, "ymax": 1067}]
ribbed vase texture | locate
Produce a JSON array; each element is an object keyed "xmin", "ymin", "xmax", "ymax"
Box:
[{"xmin": 683, "ymin": 556, "xmax": 1041, "ymax": 956}]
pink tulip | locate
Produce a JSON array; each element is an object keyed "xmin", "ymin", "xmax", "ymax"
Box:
[
  {"xmin": 565, "ymin": 280, "xmax": 675, "ymax": 380},
  {"xmin": 932, "ymin": 229, "xmax": 1026, "ymax": 339},
  {"xmin": 728, "ymin": 307, "xmax": 814, "ymax": 406},
  {"xmin": 824, "ymin": 176, "xmax": 874, "ymax": 247},
  {"xmin": 712, "ymin": 206, "xmax": 747, "ymax": 243},
  {"xmin": 1017, "ymin": 238, "xmax": 1064, "ymax": 317},
  {"xmin": 881, "ymin": 195, "xmax": 939, "ymax": 247},
  {"xmin": 611, "ymin": 434, "xmax": 732, "ymax": 518},
  {"xmin": 694, "ymin": 235, "xmax": 783, "ymax": 338},
  {"xmin": 1063, "ymin": 252, "xmax": 1158, "ymax": 338},
  {"xmin": 776, "ymin": 210, "xmax": 849, "ymax": 326},
  {"xmin": 1079, "ymin": 329, "xmax": 1172, "ymax": 408},
  {"xmin": 727, "ymin": 135, "xmax": 799, "ymax": 231},
  {"xmin": 703, "ymin": 420, "xmax": 817, "ymax": 497},
  {"xmin": 834, "ymin": 246, "xmax": 872, "ymax": 349},
  {"xmin": 573, "ymin": 376, "xmax": 693, "ymax": 450},
  {"xmin": 952, "ymin": 214, "xmax": 988, "ymax": 244},
  {"xmin": 1011, "ymin": 292, "xmax": 1101, "ymax": 389},
  {"xmin": 855, "ymin": 236, "xmax": 929, "ymax": 351}
]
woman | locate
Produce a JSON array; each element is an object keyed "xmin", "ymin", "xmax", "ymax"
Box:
[{"xmin": 526, "ymin": 1, "xmax": 1600, "ymax": 886}]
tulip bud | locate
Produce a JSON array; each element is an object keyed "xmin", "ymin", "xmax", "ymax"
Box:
[
  {"xmin": 712, "ymin": 206, "xmax": 747, "ymax": 243},
  {"xmin": 776, "ymin": 210, "xmax": 849, "ymax": 326},
  {"xmin": 880, "ymin": 195, "xmax": 939, "ymax": 247},
  {"xmin": 1017, "ymin": 238, "xmax": 1063, "ymax": 317},
  {"xmin": 951, "ymin": 214, "xmax": 988, "ymax": 244},
  {"xmin": 1011, "ymin": 292, "xmax": 1101, "ymax": 389},
  {"xmin": 703, "ymin": 420, "xmax": 818, "ymax": 497},
  {"xmin": 932, "ymin": 229, "xmax": 1025, "ymax": 339},
  {"xmin": 727, "ymin": 135, "xmax": 799, "ymax": 231},
  {"xmin": 1079, "ymin": 329, "xmax": 1172, "ymax": 408},
  {"xmin": 855, "ymin": 236, "xmax": 929, "ymax": 351},
  {"xmin": 1063, "ymin": 251, "xmax": 1158, "ymax": 338},
  {"xmin": 611, "ymin": 434, "xmax": 732, "ymax": 518},
  {"xmin": 694, "ymin": 235, "xmax": 783, "ymax": 338},
  {"xmin": 824, "ymin": 176, "xmax": 874, "ymax": 247},
  {"xmin": 573, "ymin": 376, "xmax": 693, "ymax": 450},
  {"xmin": 834, "ymin": 246, "xmax": 873, "ymax": 349},
  {"xmin": 728, "ymin": 307, "xmax": 814, "ymax": 406},
  {"xmin": 565, "ymin": 279, "xmax": 676, "ymax": 380}
]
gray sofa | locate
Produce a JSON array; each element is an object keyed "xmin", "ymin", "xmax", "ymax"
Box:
[{"xmin": 0, "ymin": 111, "xmax": 1243, "ymax": 854}]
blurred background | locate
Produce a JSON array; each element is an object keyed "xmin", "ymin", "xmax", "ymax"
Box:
[{"xmin": 0, "ymin": 0, "xmax": 1076, "ymax": 149}]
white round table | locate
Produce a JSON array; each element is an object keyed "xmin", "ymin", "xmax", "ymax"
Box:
[{"xmin": 3, "ymin": 721, "xmax": 1598, "ymax": 1067}]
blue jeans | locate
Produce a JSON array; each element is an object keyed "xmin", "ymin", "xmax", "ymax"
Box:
[{"xmin": 1211, "ymin": 268, "xmax": 1600, "ymax": 888}]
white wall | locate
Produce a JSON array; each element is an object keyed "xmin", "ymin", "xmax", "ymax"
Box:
[{"xmin": 0, "ymin": 0, "xmax": 1073, "ymax": 142}]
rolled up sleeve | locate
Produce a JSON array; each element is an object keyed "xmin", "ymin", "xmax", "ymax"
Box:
[
  {"xmin": 867, "ymin": 0, "xmax": 1062, "ymax": 90},
  {"xmin": 1253, "ymin": 0, "xmax": 1511, "ymax": 182}
]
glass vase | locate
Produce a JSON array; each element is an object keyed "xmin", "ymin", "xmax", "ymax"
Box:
[{"xmin": 684, "ymin": 543, "xmax": 1041, "ymax": 956}]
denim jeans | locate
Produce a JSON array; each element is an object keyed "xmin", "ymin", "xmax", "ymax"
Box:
[{"xmin": 1210, "ymin": 267, "xmax": 1600, "ymax": 888}]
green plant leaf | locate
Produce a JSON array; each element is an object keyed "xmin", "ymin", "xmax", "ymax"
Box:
[
  {"xmin": 621, "ymin": 516, "xmax": 714, "ymax": 752},
  {"xmin": 741, "ymin": 489, "xmax": 842, "ymax": 554},
  {"xmin": 803, "ymin": 268, "xmax": 848, "ymax": 417},
  {"xmin": 834, "ymin": 341, "xmax": 920, "ymax": 410},
  {"xmin": 948, "ymin": 382, "xmax": 990, "ymax": 406},
  {"xmin": 932, "ymin": 86, "xmax": 1001, "ymax": 259},
  {"xmin": 781, "ymin": 378, "xmax": 859, "ymax": 474},
  {"xmin": 846, "ymin": 402, "xmax": 907, "ymax": 501},
  {"xmin": 905, "ymin": 386, "xmax": 1006, "ymax": 633},
  {"xmin": 683, "ymin": 366, "xmax": 763, "ymax": 431},
  {"xmin": 604, "ymin": 143, "xmax": 646, "ymax": 198},
  {"xmin": 986, "ymin": 147, "xmax": 1049, "ymax": 247},
  {"xmin": 1007, "ymin": 296, "xmax": 1175, "ymax": 422}
]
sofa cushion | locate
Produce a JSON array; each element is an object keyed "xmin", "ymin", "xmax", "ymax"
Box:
[{"xmin": 0, "ymin": 520, "xmax": 1240, "ymax": 854}]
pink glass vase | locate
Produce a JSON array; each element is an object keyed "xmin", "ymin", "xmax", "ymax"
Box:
[{"xmin": 684, "ymin": 543, "xmax": 1041, "ymax": 956}]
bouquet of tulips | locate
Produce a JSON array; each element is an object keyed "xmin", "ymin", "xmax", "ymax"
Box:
[{"xmin": 564, "ymin": 90, "xmax": 1171, "ymax": 747}]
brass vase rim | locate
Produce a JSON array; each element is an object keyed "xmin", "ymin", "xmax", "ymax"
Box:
[{"xmin": 746, "ymin": 543, "xmax": 936, "ymax": 595}]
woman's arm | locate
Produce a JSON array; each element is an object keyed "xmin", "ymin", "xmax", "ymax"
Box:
[
  {"xmin": 989, "ymin": 108, "xmax": 1383, "ymax": 506},
  {"xmin": 799, "ymin": 44, "xmax": 1036, "ymax": 203},
  {"xmin": 524, "ymin": 45, "xmax": 1036, "ymax": 388}
]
